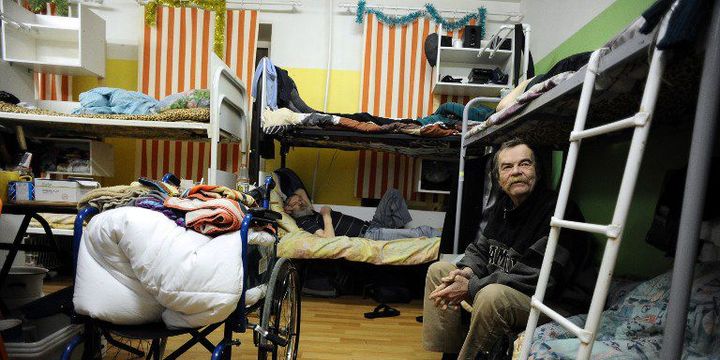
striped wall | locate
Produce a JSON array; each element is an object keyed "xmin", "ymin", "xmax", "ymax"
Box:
[
  {"xmin": 35, "ymin": 73, "xmax": 72, "ymax": 101},
  {"xmin": 355, "ymin": 15, "xmax": 477, "ymax": 200},
  {"xmin": 31, "ymin": 3, "xmax": 73, "ymax": 101},
  {"xmin": 135, "ymin": 6, "xmax": 258, "ymax": 181}
]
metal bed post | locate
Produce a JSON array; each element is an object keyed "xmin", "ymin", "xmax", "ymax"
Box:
[
  {"xmin": 661, "ymin": 1, "xmax": 720, "ymax": 358},
  {"xmin": 453, "ymin": 97, "xmax": 500, "ymax": 254}
]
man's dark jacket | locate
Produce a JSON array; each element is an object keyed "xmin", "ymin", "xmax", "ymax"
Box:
[{"xmin": 457, "ymin": 186, "xmax": 589, "ymax": 299}]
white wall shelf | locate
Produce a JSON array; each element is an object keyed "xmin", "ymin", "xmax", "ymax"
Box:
[
  {"xmin": 1, "ymin": 0, "xmax": 105, "ymax": 77},
  {"xmin": 438, "ymin": 46, "xmax": 512, "ymax": 67},
  {"xmin": 432, "ymin": 26, "xmax": 517, "ymax": 98}
]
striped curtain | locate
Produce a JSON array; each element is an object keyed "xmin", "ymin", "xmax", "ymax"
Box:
[
  {"xmin": 136, "ymin": 6, "xmax": 258, "ymax": 181},
  {"xmin": 355, "ymin": 16, "xmax": 479, "ymax": 201},
  {"xmin": 31, "ymin": 3, "xmax": 73, "ymax": 101}
]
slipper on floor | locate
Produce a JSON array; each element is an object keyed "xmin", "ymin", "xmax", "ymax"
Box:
[{"xmin": 364, "ymin": 304, "xmax": 400, "ymax": 319}]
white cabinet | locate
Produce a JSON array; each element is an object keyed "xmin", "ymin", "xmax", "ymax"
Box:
[
  {"xmin": 0, "ymin": 0, "xmax": 105, "ymax": 77},
  {"xmin": 432, "ymin": 26, "xmax": 516, "ymax": 98}
]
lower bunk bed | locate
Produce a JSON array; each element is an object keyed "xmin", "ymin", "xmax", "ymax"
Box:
[
  {"xmin": 513, "ymin": 261, "xmax": 720, "ymax": 359},
  {"xmin": 264, "ymin": 171, "xmax": 444, "ymax": 304}
]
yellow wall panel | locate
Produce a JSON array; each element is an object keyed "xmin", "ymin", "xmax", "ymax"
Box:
[
  {"xmin": 72, "ymin": 59, "xmax": 139, "ymax": 100},
  {"xmin": 73, "ymin": 59, "xmax": 139, "ymax": 186}
]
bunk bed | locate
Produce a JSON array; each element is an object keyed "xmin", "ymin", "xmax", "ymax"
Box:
[
  {"xmin": 461, "ymin": 23, "xmax": 700, "ymax": 147},
  {"xmin": 0, "ymin": 53, "xmax": 249, "ymax": 187},
  {"xmin": 247, "ymin": 64, "xmax": 470, "ymax": 267},
  {"xmin": 447, "ymin": 3, "xmax": 716, "ymax": 359}
]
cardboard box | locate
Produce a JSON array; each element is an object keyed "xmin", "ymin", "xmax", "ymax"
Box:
[
  {"xmin": 34, "ymin": 179, "xmax": 99, "ymax": 203},
  {"xmin": 8, "ymin": 181, "xmax": 34, "ymax": 201}
]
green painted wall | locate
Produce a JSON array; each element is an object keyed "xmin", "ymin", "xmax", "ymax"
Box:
[
  {"xmin": 535, "ymin": 0, "xmax": 655, "ymax": 73},
  {"xmin": 540, "ymin": 0, "xmax": 686, "ymax": 277}
]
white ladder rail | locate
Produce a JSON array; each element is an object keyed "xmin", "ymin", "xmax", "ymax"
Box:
[
  {"xmin": 519, "ymin": 9, "xmax": 671, "ymax": 359},
  {"xmin": 517, "ymin": 47, "xmax": 607, "ymax": 359}
]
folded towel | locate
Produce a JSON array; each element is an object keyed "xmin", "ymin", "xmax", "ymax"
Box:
[{"xmin": 164, "ymin": 197, "xmax": 245, "ymax": 236}]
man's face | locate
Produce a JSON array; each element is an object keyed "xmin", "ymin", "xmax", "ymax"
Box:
[
  {"xmin": 284, "ymin": 194, "xmax": 312, "ymax": 217},
  {"xmin": 497, "ymin": 144, "xmax": 537, "ymax": 206}
]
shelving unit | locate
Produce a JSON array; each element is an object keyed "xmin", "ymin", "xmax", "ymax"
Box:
[
  {"xmin": 32, "ymin": 137, "xmax": 114, "ymax": 177},
  {"xmin": 0, "ymin": 0, "xmax": 105, "ymax": 77},
  {"xmin": 432, "ymin": 25, "xmax": 516, "ymax": 98}
]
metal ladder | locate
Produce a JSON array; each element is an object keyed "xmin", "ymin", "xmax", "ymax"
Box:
[{"xmin": 517, "ymin": 10, "xmax": 671, "ymax": 360}]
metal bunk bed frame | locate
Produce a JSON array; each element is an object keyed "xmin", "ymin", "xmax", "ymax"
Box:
[{"xmin": 453, "ymin": 1, "xmax": 719, "ymax": 358}]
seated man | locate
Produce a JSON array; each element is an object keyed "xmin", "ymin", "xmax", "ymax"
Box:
[
  {"xmin": 283, "ymin": 188, "xmax": 441, "ymax": 240},
  {"xmin": 422, "ymin": 138, "xmax": 589, "ymax": 360}
]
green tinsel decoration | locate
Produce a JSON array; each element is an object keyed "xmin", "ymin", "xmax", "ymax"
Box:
[
  {"xmin": 355, "ymin": 1, "xmax": 486, "ymax": 35},
  {"xmin": 28, "ymin": 0, "xmax": 69, "ymax": 16}
]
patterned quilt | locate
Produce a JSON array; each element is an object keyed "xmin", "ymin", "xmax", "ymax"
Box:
[{"xmin": 519, "ymin": 262, "xmax": 720, "ymax": 359}]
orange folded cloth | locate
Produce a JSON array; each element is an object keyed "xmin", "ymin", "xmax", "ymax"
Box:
[{"xmin": 165, "ymin": 197, "xmax": 245, "ymax": 236}]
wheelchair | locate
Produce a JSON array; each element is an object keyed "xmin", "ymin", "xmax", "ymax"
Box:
[{"xmin": 61, "ymin": 176, "xmax": 301, "ymax": 360}]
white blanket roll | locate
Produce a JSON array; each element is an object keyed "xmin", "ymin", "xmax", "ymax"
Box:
[{"xmin": 73, "ymin": 207, "xmax": 244, "ymax": 329}]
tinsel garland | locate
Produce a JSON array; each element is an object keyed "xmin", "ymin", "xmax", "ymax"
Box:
[
  {"xmin": 28, "ymin": 0, "xmax": 69, "ymax": 16},
  {"xmin": 144, "ymin": 0, "xmax": 226, "ymax": 58},
  {"xmin": 356, "ymin": 1, "xmax": 486, "ymax": 35}
]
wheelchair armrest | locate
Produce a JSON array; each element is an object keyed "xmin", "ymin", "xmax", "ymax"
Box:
[{"xmin": 248, "ymin": 208, "xmax": 281, "ymax": 221}]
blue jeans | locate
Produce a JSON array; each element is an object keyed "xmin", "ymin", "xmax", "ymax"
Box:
[{"xmin": 363, "ymin": 225, "xmax": 441, "ymax": 241}]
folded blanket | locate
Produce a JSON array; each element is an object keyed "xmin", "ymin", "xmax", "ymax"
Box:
[
  {"xmin": 73, "ymin": 87, "xmax": 159, "ymax": 115},
  {"xmin": 164, "ymin": 197, "xmax": 245, "ymax": 235},
  {"xmin": 188, "ymin": 185, "xmax": 256, "ymax": 207},
  {"xmin": 79, "ymin": 184, "xmax": 152, "ymax": 211}
]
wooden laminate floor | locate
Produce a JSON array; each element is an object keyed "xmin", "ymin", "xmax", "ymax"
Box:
[{"xmin": 43, "ymin": 281, "xmax": 439, "ymax": 359}]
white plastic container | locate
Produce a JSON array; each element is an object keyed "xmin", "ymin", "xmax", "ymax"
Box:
[
  {"xmin": 0, "ymin": 266, "xmax": 48, "ymax": 309},
  {"xmin": 5, "ymin": 314, "xmax": 82, "ymax": 359}
]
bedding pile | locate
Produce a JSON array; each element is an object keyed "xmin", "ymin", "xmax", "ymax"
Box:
[
  {"xmin": 74, "ymin": 180, "xmax": 273, "ymax": 328},
  {"xmin": 464, "ymin": 71, "xmax": 576, "ymax": 144},
  {"xmin": 262, "ymin": 101, "xmax": 492, "ymax": 138},
  {"xmin": 518, "ymin": 261, "xmax": 720, "ymax": 359}
]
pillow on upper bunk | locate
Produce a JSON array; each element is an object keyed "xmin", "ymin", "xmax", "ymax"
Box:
[
  {"xmin": 156, "ymin": 89, "xmax": 210, "ymax": 113},
  {"xmin": 497, "ymin": 77, "xmax": 533, "ymax": 112}
]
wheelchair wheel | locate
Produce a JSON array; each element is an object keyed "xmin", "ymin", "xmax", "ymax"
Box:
[{"xmin": 258, "ymin": 257, "xmax": 301, "ymax": 360}]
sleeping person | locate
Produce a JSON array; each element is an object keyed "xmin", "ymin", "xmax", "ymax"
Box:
[{"xmin": 283, "ymin": 188, "xmax": 441, "ymax": 241}]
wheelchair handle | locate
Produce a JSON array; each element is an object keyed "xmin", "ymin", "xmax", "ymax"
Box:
[{"xmin": 262, "ymin": 176, "xmax": 275, "ymax": 209}]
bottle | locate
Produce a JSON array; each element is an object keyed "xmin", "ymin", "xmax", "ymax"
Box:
[{"xmin": 237, "ymin": 166, "xmax": 250, "ymax": 193}]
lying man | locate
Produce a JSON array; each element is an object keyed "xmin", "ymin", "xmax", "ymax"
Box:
[
  {"xmin": 422, "ymin": 138, "xmax": 589, "ymax": 360},
  {"xmin": 283, "ymin": 188, "xmax": 441, "ymax": 240}
]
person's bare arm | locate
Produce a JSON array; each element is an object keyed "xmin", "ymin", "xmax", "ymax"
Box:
[{"xmin": 319, "ymin": 206, "xmax": 335, "ymax": 238}]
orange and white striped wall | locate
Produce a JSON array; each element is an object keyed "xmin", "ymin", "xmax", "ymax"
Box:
[
  {"xmin": 354, "ymin": 15, "xmax": 479, "ymax": 202},
  {"xmin": 135, "ymin": 6, "xmax": 258, "ymax": 182}
]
